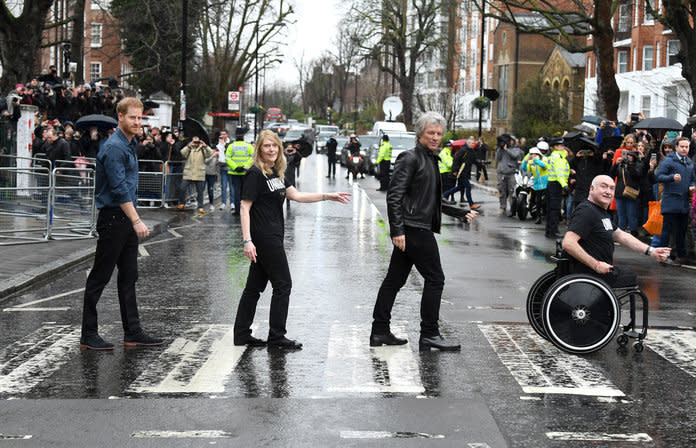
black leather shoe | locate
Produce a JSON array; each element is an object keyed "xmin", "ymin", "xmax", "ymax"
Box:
[
  {"xmin": 80, "ymin": 334, "xmax": 114, "ymax": 351},
  {"xmin": 234, "ymin": 336, "xmax": 267, "ymax": 346},
  {"xmin": 534, "ymin": 217, "xmax": 542, "ymax": 224},
  {"xmin": 267, "ymin": 337, "xmax": 303, "ymax": 350},
  {"xmin": 124, "ymin": 331, "xmax": 165, "ymax": 347},
  {"xmin": 419, "ymin": 335, "xmax": 461, "ymax": 351},
  {"xmin": 370, "ymin": 333, "xmax": 408, "ymax": 347}
]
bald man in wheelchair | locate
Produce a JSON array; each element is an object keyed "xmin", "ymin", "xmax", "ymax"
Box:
[{"xmin": 562, "ymin": 175, "xmax": 671, "ymax": 288}]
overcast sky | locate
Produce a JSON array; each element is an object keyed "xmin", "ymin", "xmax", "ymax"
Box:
[{"xmin": 266, "ymin": 0, "xmax": 347, "ymax": 86}]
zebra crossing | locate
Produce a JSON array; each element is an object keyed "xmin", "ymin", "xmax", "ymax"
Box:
[{"xmin": 2, "ymin": 322, "xmax": 696, "ymax": 398}]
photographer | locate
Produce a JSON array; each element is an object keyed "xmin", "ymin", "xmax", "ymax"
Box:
[
  {"xmin": 594, "ymin": 120, "xmax": 621, "ymax": 145},
  {"xmin": 610, "ymin": 148, "xmax": 642, "ymax": 234},
  {"xmin": 179, "ymin": 136, "xmax": 213, "ymax": 214},
  {"xmin": 495, "ymin": 133, "xmax": 523, "ymax": 215}
]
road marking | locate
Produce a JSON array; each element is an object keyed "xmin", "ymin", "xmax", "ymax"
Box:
[
  {"xmin": 479, "ymin": 324, "xmax": 624, "ymax": 397},
  {"xmin": 0, "ymin": 325, "xmax": 80, "ymax": 394},
  {"xmin": 138, "ymin": 245, "xmax": 149, "ymax": 257},
  {"xmin": 324, "ymin": 323, "xmax": 425, "ymax": 395},
  {"xmin": 0, "ymin": 434, "xmax": 32, "ymax": 440},
  {"xmin": 168, "ymin": 227, "xmax": 183, "ymax": 238},
  {"xmin": 546, "ymin": 432, "xmax": 652, "ymax": 442},
  {"xmin": 645, "ymin": 328, "xmax": 696, "ymax": 378},
  {"xmin": 340, "ymin": 431, "xmax": 444, "ymax": 439},
  {"xmin": 132, "ymin": 430, "xmax": 232, "ymax": 439},
  {"xmin": 126, "ymin": 324, "xmax": 245, "ymax": 394},
  {"xmin": 2, "ymin": 288, "xmax": 83, "ymax": 312}
]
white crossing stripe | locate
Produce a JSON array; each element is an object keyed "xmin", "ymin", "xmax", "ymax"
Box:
[
  {"xmin": 0, "ymin": 434, "xmax": 33, "ymax": 440},
  {"xmin": 324, "ymin": 324, "xmax": 424, "ymax": 394},
  {"xmin": 0, "ymin": 325, "xmax": 80, "ymax": 394},
  {"xmin": 126, "ymin": 324, "xmax": 245, "ymax": 394},
  {"xmin": 132, "ymin": 430, "xmax": 232, "ymax": 439},
  {"xmin": 546, "ymin": 432, "xmax": 652, "ymax": 442},
  {"xmin": 340, "ymin": 430, "xmax": 445, "ymax": 439},
  {"xmin": 479, "ymin": 324, "xmax": 624, "ymax": 397},
  {"xmin": 3, "ymin": 287, "xmax": 83, "ymax": 312},
  {"xmin": 645, "ymin": 328, "xmax": 696, "ymax": 378}
]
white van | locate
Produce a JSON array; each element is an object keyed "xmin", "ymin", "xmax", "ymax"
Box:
[{"xmin": 371, "ymin": 121, "xmax": 407, "ymax": 136}]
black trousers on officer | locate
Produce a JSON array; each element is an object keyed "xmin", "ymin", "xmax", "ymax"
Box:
[
  {"xmin": 546, "ymin": 181, "xmax": 562, "ymax": 236},
  {"xmin": 327, "ymin": 153, "xmax": 337, "ymax": 177},
  {"xmin": 372, "ymin": 227, "xmax": 445, "ymax": 338},
  {"xmin": 81, "ymin": 208, "xmax": 142, "ymax": 338},
  {"xmin": 379, "ymin": 160, "xmax": 391, "ymax": 190},
  {"xmin": 234, "ymin": 238, "xmax": 292, "ymax": 343}
]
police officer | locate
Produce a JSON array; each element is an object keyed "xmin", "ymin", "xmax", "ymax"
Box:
[
  {"xmin": 226, "ymin": 127, "xmax": 254, "ymax": 214},
  {"xmin": 376, "ymin": 135, "xmax": 393, "ymax": 191},
  {"xmin": 545, "ymin": 137, "xmax": 570, "ymax": 238},
  {"xmin": 438, "ymin": 140, "xmax": 454, "ymax": 198}
]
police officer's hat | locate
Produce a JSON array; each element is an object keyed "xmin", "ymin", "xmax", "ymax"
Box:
[
  {"xmin": 235, "ymin": 127, "xmax": 247, "ymax": 139},
  {"xmin": 548, "ymin": 137, "xmax": 565, "ymax": 147}
]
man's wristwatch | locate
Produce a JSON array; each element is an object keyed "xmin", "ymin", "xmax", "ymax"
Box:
[{"xmin": 645, "ymin": 246, "xmax": 652, "ymax": 256}]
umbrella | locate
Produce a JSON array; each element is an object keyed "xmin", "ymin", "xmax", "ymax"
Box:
[
  {"xmin": 181, "ymin": 118, "xmax": 210, "ymax": 146},
  {"xmin": 572, "ymin": 123, "xmax": 595, "ymax": 134},
  {"xmin": 284, "ymin": 128, "xmax": 315, "ymax": 158},
  {"xmin": 633, "ymin": 117, "xmax": 683, "ymax": 131},
  {"xmin": 581, "ymin": 115, "xmax": 609, "ymax": 126},
  {"xmin": 450, "ymin": 139, "xmax": 467, "ymax": 152},
  {"xmin": 564, "ymin": 133, "xmax": 599, "ymax": 153},
  {"xmin": 75, "ymin": 114, "xmax": 118, "ymax": 131},
  {"xmin": 143, "ymin": 100, "xmax": 160, "ymax": 110}
]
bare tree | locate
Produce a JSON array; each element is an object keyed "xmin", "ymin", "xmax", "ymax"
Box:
[
  {"xmin": 646, "ymin": 0, "xmax": 696, "ymax": 115},
  {"xmin": 332, "ymin": 18, "xmax": 364, "ymax": 118},
  {"xmin": 482, "ymin": 0, "xmax": 621, "ymax": 121},
  {"xmin": 348, "ymin": 0, "xmax": 445, "ymax": 126},
  {"xmin": 0, "ymin": 0, "xmax": 54, "ymax": 92},
  {"xmin": 293, "ymin": 51, "xmax": 312, "ymax": 114},
  {"xmin": 198, "ymin": 0, "xmax": 293, "ymax": 123}
]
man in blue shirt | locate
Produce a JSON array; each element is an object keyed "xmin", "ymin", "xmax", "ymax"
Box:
[{"xmin": 80, "ymin": 97, "xmax": 165, "ymax": 351}]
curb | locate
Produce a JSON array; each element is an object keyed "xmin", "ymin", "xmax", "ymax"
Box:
[{"xmin": 0, "ymin": 213, "xmax": 176, "ymax": 301}]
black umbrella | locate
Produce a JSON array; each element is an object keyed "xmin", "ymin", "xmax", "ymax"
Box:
[
  {"xmin": 564, "ymin": 133, "xmax": 599, "ymax": 153},
  {"xmin": 633, "ymin": 117, "xmax": 683, "ymax": 131},
  {"xmin": 581, "ymin": 115, "xmax": 609, "ymax": 126},
  {"xmin": 572, "ymin": 123, "xmax": 595, "ymax": 134},
  {"xmin": 285, "ymin": 128, "xmax": 315, "ymax": 158},
  {"xmin": 181, "ymin": 118, "xmax": 210, "ymax": 146},
  {"xmin": 143, "ymin": 100, "xmax": 160, "ymax": 110},
  {"xmin": 75, "ymin": 114, "xmax": 118, "ymax": 131}
]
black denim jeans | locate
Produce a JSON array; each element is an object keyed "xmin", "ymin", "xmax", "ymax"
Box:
[
  {"xmin": 81, "ymin": 208, "xmax": 141, "ymax": 338},
  {"xmin": 372, "ymin": 227, "xmax": 445, "ymax": 338},
  {"xmin": 234, "ymin": 238, "xmax": 292, "ymax": 343}
]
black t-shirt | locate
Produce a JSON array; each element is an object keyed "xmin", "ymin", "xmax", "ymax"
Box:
[
  {"xmin": 567, "ymin": 200, "xmax": 615, "ymax": 273},
  {"xmin": 242, "ymin": 165, "xmax": 292, "ymax": 241}
]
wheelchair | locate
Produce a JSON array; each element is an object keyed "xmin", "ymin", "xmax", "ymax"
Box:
[{"xmin": 526, "ymin": 242, "xmax": 649, "ymax": 354}]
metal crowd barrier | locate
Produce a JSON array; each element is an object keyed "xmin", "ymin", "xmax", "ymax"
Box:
[
  {"xmin": 47, "ymin": 161, "xmax": 97, "ymax": 240},
  {"xmin": 137, "ymin": 159, "xmax": 165, "ymax": 208},
  {"xmin": 0, "ymin": 155, "xmax": 52, "ymax": 245}
]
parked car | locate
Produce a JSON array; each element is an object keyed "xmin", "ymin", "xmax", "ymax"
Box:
[
  {"xmin": 371, "ymin": 121, "xmax": 407, "ymax": 136},
  {"xmin": 282, "ymin": 127, "xmax": 311, "ymax": 149},
  {"xmin": 371, "ymin": 132, "xmax": 417, "ymax": 176}
]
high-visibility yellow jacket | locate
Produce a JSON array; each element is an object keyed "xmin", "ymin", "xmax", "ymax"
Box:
[
  {"xmin": 438, "ymin": 147, "xmax": 453, "ymax": 174},
  {"xmin": 546, "ymin": 149, "xmax": 570, "ymax": 188},
  {"xmin": 226, "ymin": 140, "xmax": 254, "ymax": 175},
  {"xmin": 376, "ymin": 141, "xmax": 392, "ymax": 164}
]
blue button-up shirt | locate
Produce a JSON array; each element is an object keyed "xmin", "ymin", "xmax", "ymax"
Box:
[{"xmin": 95, "ymin": 128, "xmax": 139, "ymax": 209}]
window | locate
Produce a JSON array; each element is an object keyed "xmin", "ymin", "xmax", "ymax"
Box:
[
  {"xmin": 667, "ymin": 40, "xmax": 680, "ymax": 65},
  {"xmin": 417, "ymin": 73, "xmax": 425, "ymax": 84},
  {"xmin": 617, "ymin": 51, "xmax": 628, "ymax": 73},
  {"xmin": 644, "ymin": 0, "xmax": 656, "ymax": 24},
  {"xmin": 497, "ymin": 65, "xmax": 508, "ymax": 119},
  {"xmin": 618, "ymin": 4, "xmax": 630, "ymax": 32},
  {"xmin": 665, "ymin": 87, "xmax": 678, "ymax": 120},
  {"xmin": 643, "ymin": 45, "xmax": 653, "ymax": 70},
  {"xmin": 89, "ymin": 62, "xmax": 102, "ymax": 82},
  {"xmin": 90, "ymin": 23, "xmax": 102, "ymax": 48},
  {"xmin": 641, "ymin": 95, "xmax": 651, "ymax": 118}
]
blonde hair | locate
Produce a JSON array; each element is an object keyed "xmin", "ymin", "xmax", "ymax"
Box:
[
  {"xmin": 116, "ymin": 97, "xmax": 143, "ymax": 115},
  {"xmin": 620, "ymin": 133, "xmax": 636, "ymax": 148},
  {"xmin": 253, "ymin": 130, "xmax": 287, "ymax": 181}
]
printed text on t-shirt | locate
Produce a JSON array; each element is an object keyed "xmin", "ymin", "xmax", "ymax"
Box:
[{"xmin": 267, "ymin": 177, "xmax": 285, "ymax": 192}]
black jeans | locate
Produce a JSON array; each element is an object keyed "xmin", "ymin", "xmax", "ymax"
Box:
[
  {"xmin": 379, "ymin": 160, "xmax": 391, "ymax": 190},
  {"xmin": 234, "ymin": 238, "xmax": 292, "ymax": 343},
  {"xmin": 327, "ymin": 153, "xmax": 337, "ymax": 177},
  {"xmin": 546, "ymin": 181, "xmax": 562, "ymax": 235},
  {"xmin": 570, "ymin": 262, "xmax": 637, "ymax": 288},
  {"xmin": 660, "ymin": 213, "xmax": 689, "ymax": 258},
  {"xmin": 81, "ymin": 208, "xmax": 141, "ymax": 338},
  {"xmin": 372, "ymin": 227, "xmax": 445, "ymax": 338}
]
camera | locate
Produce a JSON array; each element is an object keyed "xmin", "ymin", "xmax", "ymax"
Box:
[{"xmin": 630, "ymin": 113, "xmax": 640, "ymax": 122}]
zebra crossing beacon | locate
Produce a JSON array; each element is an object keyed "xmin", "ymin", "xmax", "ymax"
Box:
[{"xmin": 526, "ymin": 175, "xmax": 671, "ymax": 354}]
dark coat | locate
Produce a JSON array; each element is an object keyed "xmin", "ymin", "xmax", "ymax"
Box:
[
  {"xmin": 610, "ymin": 158, "xmax": 642, "ymax": 200},
  {"xmin": 655, "ymin": 151, "xmax": 696, "ymax": 214}
]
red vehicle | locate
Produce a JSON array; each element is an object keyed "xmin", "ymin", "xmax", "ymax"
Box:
[{"xmin": 265, "ymin": 107, "xmax": 282, "ymax": 122}]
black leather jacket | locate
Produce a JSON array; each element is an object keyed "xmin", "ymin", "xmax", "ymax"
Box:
[{"xmin": 387, "ymin": 142, "xmax": 442, "ymax": 237}]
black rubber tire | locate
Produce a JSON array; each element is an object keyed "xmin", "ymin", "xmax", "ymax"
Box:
[{"xmin": 526, "ymin": 269, "xmax": 557, "ymax": 340}]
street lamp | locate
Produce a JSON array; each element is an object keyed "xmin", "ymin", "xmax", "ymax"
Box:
[{"xmin": 254, "ymin": 21, "xmax": 287, "ymax": 140}]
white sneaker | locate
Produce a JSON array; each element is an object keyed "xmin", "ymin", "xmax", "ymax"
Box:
[
  {"xmin": 219, "ymin": 203, "xmax": 226, "ymax": 210},
  {"xmin": 209, "ymin": 205, "xmax": 215, "ymax": 212}
]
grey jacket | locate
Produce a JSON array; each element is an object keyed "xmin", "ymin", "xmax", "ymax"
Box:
[{"xmin": 496, "ymin": 146, "xmax": 523, "ymax": 175}]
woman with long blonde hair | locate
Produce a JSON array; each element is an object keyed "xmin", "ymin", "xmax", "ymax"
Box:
[{"xmin": 233, "ymin": 130, "xmax": 351, "ymax": 349}]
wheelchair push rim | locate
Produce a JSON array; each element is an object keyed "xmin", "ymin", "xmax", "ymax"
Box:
[
  {"xmin": 526, "ymin": 269, "xmax": 557, "ymax": 340},
  {"xmin": 542, "ymin": 275, "xmax": 620, "ymax": 354}
]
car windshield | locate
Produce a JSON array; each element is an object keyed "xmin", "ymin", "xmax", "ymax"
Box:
[
  {"xmin": 388, "ymin": 135, "xmax": 416, "ymax": 150},
  {"xmin": 358, "ymin": 135, "xmax": 379, "ymax": 147},
  {"xmin": 284, "ymin": 129, "xmax": 306, "ymax": 140}
]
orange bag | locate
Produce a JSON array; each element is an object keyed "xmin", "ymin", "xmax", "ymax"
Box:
[{"xmin": 643, "ymin": 201, "xmax": 663, "ymax": 235}]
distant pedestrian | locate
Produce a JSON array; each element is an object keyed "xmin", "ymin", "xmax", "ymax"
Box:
[
  {"xmin": 178, "ymin": 136, "xmax": 214, "ymax": 214},
  {"xmin": 370, "ymin": 112, "xmax": 477, "ymax": 352},
  {"xmin": 495, "ymin": 133, "xmax": 523, "ymax": 214},
  {"xmin": 325, "ymin": 134, "xmax": 338, "ymax": 178},
  {"xmin": 545, "ymin": 137, "xmax": 570, "ymax": 238},
  {"xmin": 233, "ymin": 130, "xmax": 350, "ymax": 349},
  {"xmin": 226, "ymin": 128, "xmax": 254, "ymax": 214},
  {"xmin": 80, "ymin": 97, "xmax": 164, "ymax": 351},
  {"xmin": 217, "ymin": 130, "xmax": 233, "ymax": 210},
  {"xmin": 377, "ymin": 135, "xmax": 393, "ymax": 191}
]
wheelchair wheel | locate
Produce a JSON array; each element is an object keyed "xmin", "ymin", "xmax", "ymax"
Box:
[
  {"xmin": 541, "ymin": 274, "xmax": 620, "ymax": 354},
  {"xmin": 526, "ymin": 269, "xmax": 557, "ymax": 340}
]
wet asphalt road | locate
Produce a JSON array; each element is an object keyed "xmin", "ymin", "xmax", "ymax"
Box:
[{"xmin": 2, "ymin": 154, "xmax": 696, "ymax": 447}]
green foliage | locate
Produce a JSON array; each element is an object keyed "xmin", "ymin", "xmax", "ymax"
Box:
[{"xmin": 512, "ymin": 77, "xmax": 571, "ymax": 141}]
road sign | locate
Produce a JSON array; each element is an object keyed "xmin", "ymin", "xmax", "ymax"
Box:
[{"xmin": 228, "ymin": 91, "xmax": 240, "ymax": 111}]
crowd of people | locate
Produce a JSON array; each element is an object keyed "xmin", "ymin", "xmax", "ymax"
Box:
[{"xmin": 497, "ymin": 114, "xmax": 696, "ymax": 265}]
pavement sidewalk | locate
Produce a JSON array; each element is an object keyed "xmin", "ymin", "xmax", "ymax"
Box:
[{"xmin": 0, "ymin": 208, "xmax": 185, "ymax": 301}]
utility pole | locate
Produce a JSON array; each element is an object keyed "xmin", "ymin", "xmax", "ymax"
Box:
[
  {"xmin": 477, "ymin": 3, "xmax": 485, "ymax": 138},
  {"xmin": 180, "ymin": 0, "xmax": 188, "ymax": 137}
]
